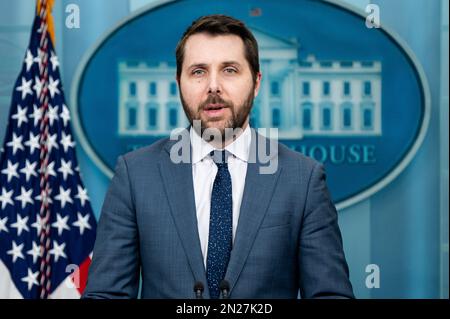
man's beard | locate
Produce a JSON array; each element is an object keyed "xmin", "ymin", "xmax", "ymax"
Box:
[{"xmin": 180, "ymin": 88, "xmax": 255, "ymax": 142}]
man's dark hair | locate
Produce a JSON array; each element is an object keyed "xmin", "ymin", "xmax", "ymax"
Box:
[{"xmin": 175, "ymin": 14, "xmax": 260, "ymax": 82}]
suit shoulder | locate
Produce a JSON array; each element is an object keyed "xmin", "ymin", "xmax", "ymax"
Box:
[
  {"xmin": 120, "ymin": 137, "xmax": 170, "ymax": 167},
  {"xmin": 277, "ymin": 142, "xmax": 319, "ymax": 172}
]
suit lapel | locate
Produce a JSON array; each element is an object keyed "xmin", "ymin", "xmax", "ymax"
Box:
[
  {"xmin": 159, "ymin": 137, "xmax": 209, "ymax": 297},
  {"xmin": 225, "ymin": 130, "xmax": 282, "ymax": 295},
  {"xmin": 158, "ymin": 129, "xmax": 280, "ymax": 298}
]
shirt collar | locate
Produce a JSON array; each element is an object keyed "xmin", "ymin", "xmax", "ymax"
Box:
[{"xmin": 190, "ymin": 125, "xmax": 252, "ymax": 164}]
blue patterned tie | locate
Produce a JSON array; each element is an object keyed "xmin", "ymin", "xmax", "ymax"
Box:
[{"xmin": 206, "ymin": 150, "xmax": 233, "ymax": 299}]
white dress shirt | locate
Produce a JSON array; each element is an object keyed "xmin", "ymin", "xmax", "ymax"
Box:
[{"xmin": 190, "ymin": 125, "xmax": 252, "ymax": 267}]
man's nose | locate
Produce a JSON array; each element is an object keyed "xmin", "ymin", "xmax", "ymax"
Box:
[{"xmin": 207, "ymin": 72, "xmax": 222, "ymax": 94}]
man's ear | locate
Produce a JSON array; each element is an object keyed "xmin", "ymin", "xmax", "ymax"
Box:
[{"xmin": 254, "ymin": 72, "xmax": 262, "ymax": 97}]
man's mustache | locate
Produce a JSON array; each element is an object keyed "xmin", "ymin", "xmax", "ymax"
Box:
[{"xmin": 199, "ymin": 94, "xmax": 233, "ymax": 111}]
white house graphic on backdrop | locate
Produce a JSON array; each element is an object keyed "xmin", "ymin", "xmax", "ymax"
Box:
[{"xmin": 118, "ymin": 28, "xmax": 382, "ymax": 138}]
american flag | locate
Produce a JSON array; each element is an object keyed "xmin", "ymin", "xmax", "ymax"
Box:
[{"xmin": 0, "ymin": 1, "xmax": 96, "ymax": 298}]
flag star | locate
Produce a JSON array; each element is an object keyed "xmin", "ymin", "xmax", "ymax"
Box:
[
  {"xmin": 6, "ymin": 133, "xmax": 25, "ymax": 155},
  {"xmin": 11, "ymin": 105, "xmax": 28, "ymax": 128},
  {"xmin": 21, "ymin": 268, "xmax": 39, "ymax": 291},
  {"xmin": 11, "ymin": 215, "xmax": 30, "ymax": 236},
  {"xmin": 46, "ymin": 133, "xmax": 58, "ymax": 154},
  {"xmin": 7, "ymin": 241, "xmax": 25, "ymax": 263},
  {"xmin": 54, "ymin": 186, "xmax": 73, "ymax": 208},
  {"xmin": 52, "ymin": 213, "xmax": 70, "ymax": 236},
  {"xmin": 20, "ymin": 160, "xmax": 38, "ymax": 182},
  {"xmin": 47, "ymin": 104, "xmax": 59, "ymax": 126},
  {"xmin": 1, "ymin": 160, "xmax": 19, "ymax": 182},
  {"xmin": 60, "ymin": 132, "xmax": 75, "ymax": 153},
  {"xmin": 24, "ymin": 132, "xmax": 41, "ymax": 155},
  {"xmin": 50, "ymin": 52, "xmax": 59, "ymax": 71},
  {"xmin": 33, "ymin": 76, "xmax": 43, "ymax": 97},
  {"xmin": 48, "ymin": 76, "xmax": 60, "ymax": 98},
  {"xmin": 35, "ymin": 188, "xmax": 53, "ymax": 206},
  {"xmin": 49, "ymin": 241, "xmax": 67, "ymax": 262},
  {"xmin": 58, "ymin": 159, "xmax": 74, "ymax": 181},
  {"xmin": 0, "ymin": 216, "xmax": 8, "ymax": 233},
  {"xmin": 31, "ymin": 214, "xmax": 46, "ymax": 234},
  {"xmin": 24, "ymin": 49, "xmax": 34, "ymax": 72},
  {"xmin": 29, "ymin": 104, "xmax": 43, "ymax": 127},
  {"xmin": 40, "ymin": 161, "xmax": 57, "ymax": 178},
  {"xmin": 73, "ymin": 212, "xmax": 92, "ymax": 235},
  {"xmin": 75, "ymin": 185, "xmax": 89, "ymax": 207},
  {"xmin": 34, "ymin": 48, "xmax": 44, "ymax": 68},
  {"xmin": 27, "ymin": 242, "xmax": 41, "ymax": 264},
  {"xmin": 16, "ymin": 76, "xmax": 33, "ymax": 100},
  {"xmin": 0, "ymin": 188, "xmax": 14, "ymax": 209},
  {"xmin": 60, "ymin": 104, "xmax": 71, "ymax": 126},
  {"xmin": 15, "ymin": 187, "xmax": 34, "ymax": 209}
]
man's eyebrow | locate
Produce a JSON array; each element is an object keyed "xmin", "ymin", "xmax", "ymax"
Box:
[
  {"xmin": 187, "ymin": 63, "xmax": 208, "ymax": 70},
  {"xmin": 187, "ymin": 61, "xmax": 242, "ymax": 69},
  {"xmin": 221, "ymin": 61, "xmax": 242, "ymax": 67}
]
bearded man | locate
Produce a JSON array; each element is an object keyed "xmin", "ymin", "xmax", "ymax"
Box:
[{"xmin": 83, "ymin": 14, "xmax": 354, "ymax": 299}]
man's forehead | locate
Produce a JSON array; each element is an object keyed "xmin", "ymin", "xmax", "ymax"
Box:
[{"xmin": 183, "ymin": 33, "xmax": 247, "ymax": 65}]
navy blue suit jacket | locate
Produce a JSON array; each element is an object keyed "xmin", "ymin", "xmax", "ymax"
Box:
[{"xmin": 83, "ymin": 129, "xmax": 354, "ymax": 298}]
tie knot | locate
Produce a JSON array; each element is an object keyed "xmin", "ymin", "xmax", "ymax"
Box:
[{"xmin": 210, "ymin": 150, "xmax": 228, "ymax": 166}]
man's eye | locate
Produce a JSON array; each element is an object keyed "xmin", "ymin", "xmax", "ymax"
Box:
[
  {"xmin": 192, "ymin": 69, "xmax": 205, "ymax": 76},
  {"xmin": 224, "ymin": 68, "xmax": 237, "ymax": 74}
]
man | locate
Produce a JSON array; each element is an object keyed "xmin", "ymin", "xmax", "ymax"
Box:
[{"xmin": 83, "ymin": 14, "xmax": 354, "ymax": 299}]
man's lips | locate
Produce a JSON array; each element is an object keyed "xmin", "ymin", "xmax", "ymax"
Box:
[
  {"xmin": 204, "ymin": 103, "xmax": 226, "ymax": 110},
  {"xmin": 202, "ymin": 104, "xmax": 229, "ymax": 117}
]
